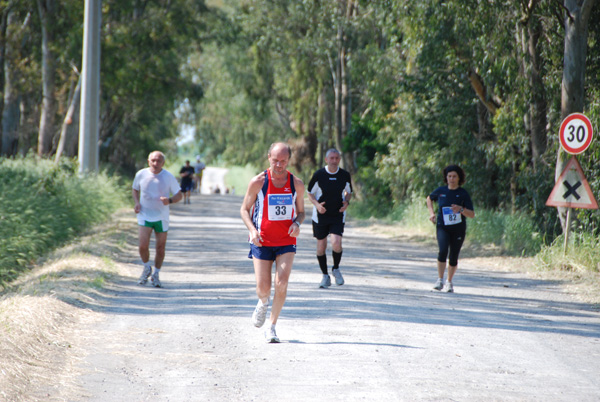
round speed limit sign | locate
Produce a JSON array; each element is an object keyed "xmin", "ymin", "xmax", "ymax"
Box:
[{"xmin": 559, "ymin": 113, "xmax": 594, "ymax": 154}]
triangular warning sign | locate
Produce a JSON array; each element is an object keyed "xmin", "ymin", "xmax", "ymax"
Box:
[{"xmin": 546, "ymin": 156, "xmax": 598, "ymax": 209}]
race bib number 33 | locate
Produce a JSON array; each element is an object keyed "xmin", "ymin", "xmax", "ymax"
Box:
[
  {"xmin": 442, "ymin": 207, "xmax": 462, "ymax": 226},
  {"xmin": 268, "ymin": 194, "xmax": 293, "ymax": 221}
]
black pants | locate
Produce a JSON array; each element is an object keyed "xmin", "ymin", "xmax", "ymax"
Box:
[{"xmin": 436, "ymin": 225, "xmax": 466, "ymax": 266}]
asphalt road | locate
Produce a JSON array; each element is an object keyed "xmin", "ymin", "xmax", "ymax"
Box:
[{"xmin": 73, "ymin": 192, "xmax": 600, "ymax": 402}]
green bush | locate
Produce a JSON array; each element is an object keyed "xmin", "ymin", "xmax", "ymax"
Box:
[
  {"xmin": 502, "ymin": 213, "xmax": 543, "ymax": 256},
  {"xmin": 0, "ymin": 156, "xmax": 127, "ymax": 287},
  {"xmin": 467, "ymin": 209, "xmax": 505, "ymax": 245}
]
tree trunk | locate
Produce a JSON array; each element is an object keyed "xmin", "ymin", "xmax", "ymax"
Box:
[
  {"xmin": 0, "ymin": 5, "xmax": 8, "ymax": 147},
  {"xmin": 339, "ymin": 41, "xmax": 349, "ymax": 168},
  {"xmin": 55, "ymin": 74, "xmax": 81, "ymax": 161},
  {"xmin": 556, "ymin": 0, "xmax": 597, "ymax": 231},
  {"xmin": 1, "ymin": 7, "xmax": 19, "ymax": 156},
  {"xmin": 333, "ymin": 24, "xmax": 342, "ymax": 156},
  {"xmin": 36, "ymin": 0, "xmax": 57, "ymax": 156},
  {"xmin": 527, "ymin": 13, "xmax": 548, "ymax": 171}
]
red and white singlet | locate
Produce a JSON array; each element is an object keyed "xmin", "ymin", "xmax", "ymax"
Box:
[{"xmin": 251, "ymin": 169, "xmax": 297, "ymax": 247}]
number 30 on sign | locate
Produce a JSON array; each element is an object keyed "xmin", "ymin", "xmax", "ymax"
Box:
[{"xmin": 559, "ymin": 113, "xmax": 594, "ymax": 155}]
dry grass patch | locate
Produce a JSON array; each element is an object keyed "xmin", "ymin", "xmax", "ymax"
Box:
[{"xmin": 0, "ymin": 209, "xmax": 137, "ymax": 402}]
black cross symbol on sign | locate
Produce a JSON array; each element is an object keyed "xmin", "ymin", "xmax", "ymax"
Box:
[{"xmin": 563, "ymin": 180, "xmax": 582, "ymax": 200}]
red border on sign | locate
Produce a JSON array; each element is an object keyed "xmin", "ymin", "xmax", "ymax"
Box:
[
  {"xmin": 546, "ymin": 156, "xmax": 598, "ymax": 209},
  {"xmin": 559, "ymin": 113, "xmax": 594, "ymax": 154}
]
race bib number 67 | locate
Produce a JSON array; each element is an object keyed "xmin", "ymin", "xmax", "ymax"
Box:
[
  {"xmin": 268, "ymin": 194, "xmax": 293, "ymax": 221},
  {"xmin": 442, "ymin": 207, "xmax": 461, "ymax": 226}
]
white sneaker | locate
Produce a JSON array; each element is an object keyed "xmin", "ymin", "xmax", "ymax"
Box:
[
  {"xmin": 252, "ymin": 298, "xmax": 269, "ymax": 328},
  {"xmin": 265, "ymin": 326, "xmax": 280, "ymax": 343},
  {"xmin": 150, "ymin": 271, "xmax": 162, "ymax": 288},
  {"xmin": 445, "ymin": 281, "xmax": 454, "ymax": 293},
  {"xmin": 319, "ymin": 274, "xmax": 331, "ymax": 288},
  {"xmin": 433, "ymin": 278, "xmax": 444, "ymax": 291},
  {"xmin": 138, "ymin": 265, "xmax": 152, "ymax": 285},
  {"xmin": 332, "ymin": 268, "xmax": 344, "ymax": 285}
]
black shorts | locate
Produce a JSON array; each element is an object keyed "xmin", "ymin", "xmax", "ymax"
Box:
[
  {"xmin": 181, "ymin": 181, "xmax": 194, "ymax": 192},
  {"xmin": 312, "ymin": 221, "xmax": 345, "ymax": 240}
]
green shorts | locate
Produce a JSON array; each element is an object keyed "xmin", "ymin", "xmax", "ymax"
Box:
[{"xmin": 142, "ymin": 220, "xmax": 166, "ymax": 233}]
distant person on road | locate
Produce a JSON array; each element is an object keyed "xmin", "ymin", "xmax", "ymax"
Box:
[
  {"xmin": 179, "ymin": 160, "xmax": 195, "ymax": 204},
  {"xmin": 240, "ymin": 142, "xmax": 306, "ymax": 343},
  {"xmin": 132, "ymin": 151, "xmax": 183, "ymax": 288},
  {"xmin": 426, "ymin": 165, "xmax": 475, "ymax": 293},
  {"xmin": 307, "ymin": 148, "xmax": 353, "ymax": 288},
  {"xmin": 194, "ymin": 156, "xmax": 206, "ymax": 194}
]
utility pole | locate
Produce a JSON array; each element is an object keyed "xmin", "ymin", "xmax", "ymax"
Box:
[{"xmin": 78, "ymin": 0, "xmax": 101, "ymax": 174}]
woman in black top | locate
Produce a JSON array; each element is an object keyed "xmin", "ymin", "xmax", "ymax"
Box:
[{"xmin": 426, "ymin": 165, "xmax": 475, "ymax": 293}]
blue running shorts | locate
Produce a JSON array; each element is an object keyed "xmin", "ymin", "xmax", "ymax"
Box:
[{"xmin": 248, "ymin": 244, "xmax": 296, "ymax": 261}]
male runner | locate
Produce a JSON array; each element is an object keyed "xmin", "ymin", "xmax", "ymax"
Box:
[
  {"xmin": 240, "ymin": 142, "xmax": 305, "ymax": 343},
  {"xmin": 179, "ymin": 160, "xmax": 195, "ymax": 204},
  {"xmin": 132, "ymin": 151, "xmax": 182, "ymax": 287},
  {"xmin": 307, "ymin": 148, "xmax": 353, "ymax": 288}
]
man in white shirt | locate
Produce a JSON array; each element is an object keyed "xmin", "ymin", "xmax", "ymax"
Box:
[{"xmin": 132, "ymin": 151, "xmax": 183, "ymax": 287}]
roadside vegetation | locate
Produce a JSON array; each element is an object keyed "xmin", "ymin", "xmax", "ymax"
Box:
[
  {"xmin": 352, "ymin": 196, "xmax": 544, "ymax": 257},
  {"xmin": 0, "ymin": 206, "xmax": 138, "ymax": 402},
  {"xmin": 0, "ymin": 156, "xmax": 127, "ymax": 288}
]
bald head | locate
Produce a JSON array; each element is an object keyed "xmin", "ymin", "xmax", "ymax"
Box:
[
  {"xmin": 268, "ymin": 142, "xmax": 292, "ymax": 158},
  {"xmin": 148, "ymin": 151, "xmax": 165, "ymax": 162},
  {"xmin": 267, "ymin": 142, "xmax": 291, "ymax": 177},
  {"xmin": 147, "ymin": 150, "xmax": 166, "ymax": 173}
]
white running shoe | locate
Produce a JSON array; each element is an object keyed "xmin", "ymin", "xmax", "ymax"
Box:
[
  {"xmin": 138, "ymin": 265, "xmax": 152, "ymax": 285},
  {"xmin": 332, "ymin": 268, "xmax": 344, "ymax": 285},
  {"xmin": 252, "ymin": 298, "xmax": 269, "ymax": 328},
  {"xmin": 433, "ymin": 278, "xmax": 444, "ymax": 291},
  {"xmin": 265, "ymin": 326, "xmax": 280, "ymax": 343},
  {"xmin": 319, "ymin": 274, "xmax": 331, "ymax": 288},
  {"xmin": 445, "ymin": 281, "xmax": 454, "ymax": 293},
  {"xmin": 150, "ymin": 271, "xmax": 162, "ymax": 288}
]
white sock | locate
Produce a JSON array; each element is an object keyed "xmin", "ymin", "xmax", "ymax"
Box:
[
  {"xmin": 154, "ymin": 267, "xmax": 160, "ymax": 274},
  {"xmin": 144, "ymin": 262, "xmax": 152, "ymax": 269}
]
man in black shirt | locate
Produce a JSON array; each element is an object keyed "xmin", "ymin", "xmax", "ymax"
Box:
[
  {"xmin": 307, "ymin": 148, "xmax": 353, "ymax": 288},
  {"xmin": 179, "ymin": 160, "xmax": 195, "ymax": 204}
]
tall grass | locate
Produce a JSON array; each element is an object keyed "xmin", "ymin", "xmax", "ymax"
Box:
[
  {"xmin": 350, "ymin": 195, "xmax": 543, "ymax": 256},
  {"xmin": 536, "ymin": 232, "xmax": 600, "ymax": 275},
  {"xmin": 0, "ymin": 156, "xmax": 127, "ymax": 287}
]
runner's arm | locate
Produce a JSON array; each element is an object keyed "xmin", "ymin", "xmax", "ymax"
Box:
[
  {"xmin": 132, "ymin": 188, "xmax": 141, "ymax": 213},
  {"xmin": 307, "ymin": 192, "xmax": 326, "ymax": 214},
  {"xmin": 161, "ymin": 191, "xmax": 183, "ymax": 205},
  {"xmin": 451, "ymin": 204, "xmax": 475, "ymax": 218},
  {"xmin": 339, "ymin": 188, "xmax": 352, "ymax": 212},
  {"xmin": 289, "ymin": 177, "xmax": 305, "ymax": 237},
  {"xmin": 240, "ymin": 173, "xmax": 265, "ymax": 245},
  {"xmin": 426, "ymin": 196, "xmax": 436, "ymax": 223}
]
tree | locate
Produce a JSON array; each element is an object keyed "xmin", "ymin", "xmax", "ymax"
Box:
[
  {"xmin": 35, "ymin": 0, "xmax": 56, "ymax": 156},
  {"xmin": 1, "ymin": 5, "xmax": 20, "ymax": 156},
  {"xmin": 553, "ymin": 0, "xmax": 597, "ymax": 231}
]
